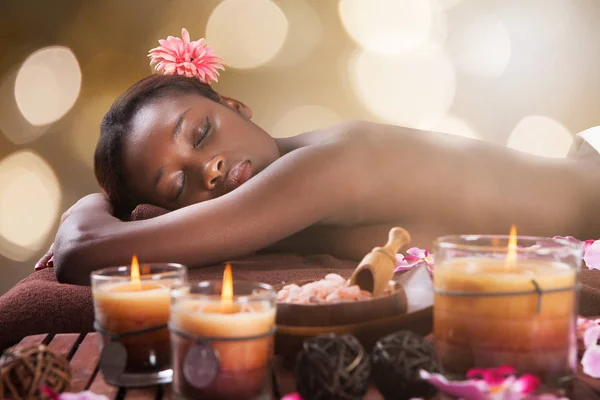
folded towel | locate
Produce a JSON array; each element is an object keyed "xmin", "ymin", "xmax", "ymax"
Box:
[{"xmin": 0, "ymin": 253, "xmax": 356, "ymax": 351}]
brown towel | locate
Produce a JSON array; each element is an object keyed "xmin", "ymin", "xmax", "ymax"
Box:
[
  {"xmin": 0, "ymin": 253, "xmax": 356, "ymax": 351},
  {"xmin": 129, "ymin": 204, "xmax": 170, "ymax": 221}
]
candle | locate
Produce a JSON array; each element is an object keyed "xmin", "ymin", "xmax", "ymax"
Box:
[
  {"xmin": 433, "ymin": 228, "xmax": 582, "ymax": 384},
  {"xmin": 170, "ymin": 264, "xmax": 276, "ymax": 400},
  {"xmin": 91, "ymin": 256, "xmax": 187, "ymax": 386}
]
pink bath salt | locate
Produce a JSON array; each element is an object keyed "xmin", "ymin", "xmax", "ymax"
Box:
[
  {"xmin": 276, "ymin": 289, "xmax": 289, "ymax": 302},
  {"xmin": 325, "ymin": 292, "xmax": 342, "ymax": 303},
  {"xmin": 325, "ymin": 273, "xmax": 346, "ymax": 284},
  {"xmin": 339, "ymin": 285, "xmax": 361, "ymax": 300}
]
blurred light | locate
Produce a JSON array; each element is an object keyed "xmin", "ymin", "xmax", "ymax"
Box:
[
  {"xmin": 446, "ymin": 9, "xmax": 512, "ymax": 77},
  {"xmin": 0, "ymin": 151, "xmax": 61, "ymax": 261},
  {"xmin": 497, "ymin": 0, "xmax": 573, "ymax": 47},
  {"xmin": 268, "ymin": 1, "xmax": 323, "ymax": 67},
  {"xmin": 349, "ymin": 43, "xmax": 456, "ymax": 127},
  {"xmin": 507, "ymin": 116, "xmax": 573, "ymax": 158},
  {"xmin": 430, "ymin": 3, "xmax": 448, "ymax": 46},
  {"xmin": 206, "ymin": 0, "xmax": 288, "ymax": 69},
  {"xmin": 69, "ymin": 94, "xmax": 117, "ymax": 169},
  {"xmin": 421, "ymin": 115, "xmax": 480, "ymax": 140},
  {"xmin": 338, "ymin": 0, "xmax": 433, "ymax": 55},
  {"xmin": 14, "ymin": 46, "xmax": 81, "ymax": 126},
  {"xmin": 434, "ymin": 0, "xmax": 464, "ymax": 10},
  {"xmin": 0, "ymin": 71, "xmax": 51, "ymax": 145},
  {"xmin": 272, "ymin": 105, "xmax": 343, "ymax": 138}
]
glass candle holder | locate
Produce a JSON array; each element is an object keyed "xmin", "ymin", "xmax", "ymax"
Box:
[
  {"xmin": 91, "ymin": 262, "xmax": 187, "ymax": 387},
  {"xmin": 433, "ymin": 235, "xmax": 582, "ymax": 386},
  {"xmin": 170, "ymin": 281, "xmax": 276, "ymax": 400}
]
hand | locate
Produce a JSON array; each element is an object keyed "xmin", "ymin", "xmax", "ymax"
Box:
[
  {"xmin": 34, "ymin": 206, "xmax": 74, "ymax": 271},
  {"xmin": 34, "ymin": 193, "xmax": 114, "ymax": 271}
]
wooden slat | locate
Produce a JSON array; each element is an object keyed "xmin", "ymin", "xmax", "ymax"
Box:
[
  {"xmin": 17, "ymin": 333, "xmax": 49, "ymax": 347},
  {"xmin": 160, "ymin": 384, "xmax": 173, "ymax": 400},
  {"xmin": 88, "ymin": 371, "xmax": 120, "ymax": 400},
  {"xmin": 69, "ymin": 333, "xmax": 102, "ymax": 393},
  {"xmin": 124, "ymin": 387, "xmax": 158, "ymax": 400},
  {"xmin": 48, "ymin": 333, "xmax": 82, "ymax": 359}
]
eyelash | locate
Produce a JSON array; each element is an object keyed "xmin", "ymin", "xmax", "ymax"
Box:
[
  {"xmin": 193, "ymin": 117, "xmax": 211, "ymax": 148},
  {"xmin": 175, "ymin": 173, "xmax": 186, "ymax": 200}
]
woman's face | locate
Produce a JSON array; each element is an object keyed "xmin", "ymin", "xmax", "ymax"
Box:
[{"xmin": 123, "ymin": 93, "xmax": 280, "ymax": 209}]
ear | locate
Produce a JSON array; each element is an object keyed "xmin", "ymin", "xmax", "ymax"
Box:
[{"xmin": 221, "ymin": 96, "xmax": 253, "ymax": 119}]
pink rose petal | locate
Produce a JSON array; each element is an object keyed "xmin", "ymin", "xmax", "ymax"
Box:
[
  {"xmin": 584, "ymin": 325, "xmax": 600, "ymax": 349},
  {"xmin": 584, "ymin": 240, "xmax": 600, "ymax": 270},
  {"xmin": 582, "ymin": 345, "xmax": 600, "ymax": 378},
  {"xmin": 281, "ymin": 394, "xmax": 303, "ymax": 400},
  {"xmin": 512, "ymin": 374, "xmax": 541, "ymax": 394},
  {"xmin": 419, "ymin": 370, "xmax": 487, "ymax": 400}
]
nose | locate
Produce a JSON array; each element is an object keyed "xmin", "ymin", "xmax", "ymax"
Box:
[{"xmin": 203, "ymin": 155, "xmax": 225, "ymax": 190}]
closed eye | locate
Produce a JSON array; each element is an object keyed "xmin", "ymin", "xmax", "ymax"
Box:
[
  {"xmin": 193, "ymin": 117, "xmax": 212, "ymax": 148},
  {"xmin": 174, "ymin": 173, "xmax": 186, "ymax": 201}
]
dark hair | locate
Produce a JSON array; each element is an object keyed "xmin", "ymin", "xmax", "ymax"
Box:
[{"xmin": 94, "ymin": 74, "xmax": 220, "ymax": 218}]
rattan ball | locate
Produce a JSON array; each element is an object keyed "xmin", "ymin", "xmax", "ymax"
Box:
[
  {"xmin": 0, "ymin": 344, "xmax": 71, "ymax": 400},
  {"xmin": 371, "ymin": 331, "xmax": 442, "ymax": 400},
  {"xmin": 295, "ymin": 334, "xmax": 370, "ymax": 400}
]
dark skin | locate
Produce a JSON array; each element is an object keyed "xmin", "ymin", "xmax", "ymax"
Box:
[{"xmin": 44, "ymin": 92, "xmax": 600, "ymax": 285}]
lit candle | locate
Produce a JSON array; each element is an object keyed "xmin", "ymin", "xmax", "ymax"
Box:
[
  {"xmin": 170, "ymin": 264, "xmax": 276, "ymax": 399},
  {"xmin": 433, "ymin": 227, "xmax": 581, "ymax": 384},
  {"xmin": 91, "ymin": 257, "xmax": 187, "ymax": 385}
]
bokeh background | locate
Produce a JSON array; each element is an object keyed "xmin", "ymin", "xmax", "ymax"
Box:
[{"xmin": 0, "ymin": 0, "xmax": 599, "ymax": 294}]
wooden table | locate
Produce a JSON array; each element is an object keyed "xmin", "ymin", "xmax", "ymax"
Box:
[
  {"xmin": 15, "ymin": 332, "xmax": 384, "ymax": 399},
  {"xmin": 14, "ymin": 333, "xmax": 600, "ymax": 399}
]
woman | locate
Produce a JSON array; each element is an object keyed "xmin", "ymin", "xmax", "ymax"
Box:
[{"xmin": 40, "ymin": 30, "xmax": 600, "ymax": 285}]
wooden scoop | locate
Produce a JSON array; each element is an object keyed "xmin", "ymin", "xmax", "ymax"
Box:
[{"xmin": 349, "ymin": 227, "xmax": 411, "ymax": 297}]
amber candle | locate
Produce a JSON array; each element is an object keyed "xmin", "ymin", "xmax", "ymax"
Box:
[
  {"xmin": 433, "ymin": 231, "xmax": 582, "ymax": 384},
  {"xmin": 91, "ymin": 256, "xmax": 187, "ymax": 386},
  {"xmin": 170, "ymin": 265, "xmax": 276, "ymax": 400}
]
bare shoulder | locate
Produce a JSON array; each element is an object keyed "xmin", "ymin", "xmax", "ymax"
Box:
[{"xmin": 275, "ymin": 120, "xmax": 385, "ymax": 151}]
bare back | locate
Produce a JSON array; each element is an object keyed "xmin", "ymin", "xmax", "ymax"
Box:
[{"xmin": 270, "ymin": 122, "xmax": 597, "ymax": 258}]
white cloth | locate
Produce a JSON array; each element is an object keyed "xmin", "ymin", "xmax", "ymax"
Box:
[{"xmin": 569, "ymin": 126, "xmax": 600, "ymax": 157}]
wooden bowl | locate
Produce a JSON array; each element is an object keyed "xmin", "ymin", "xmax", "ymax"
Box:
[{"xmin": 274, "ymin": 279, "xmax": 433, "ymax": 363}]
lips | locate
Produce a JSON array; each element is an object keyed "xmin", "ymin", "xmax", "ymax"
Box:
[{"xmin": 224, "ymin": 161, "xmax": 253, "ymax": 194}]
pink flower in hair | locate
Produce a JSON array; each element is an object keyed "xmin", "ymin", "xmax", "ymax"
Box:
[{"xmin": 148, "ymin": 28, "xmax": 224, "ymax": 84}]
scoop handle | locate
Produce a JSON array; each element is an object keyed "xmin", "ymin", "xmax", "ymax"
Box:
[{"xmin": 349, "ymin": 227, "xmax": 411, "ymax": 296}]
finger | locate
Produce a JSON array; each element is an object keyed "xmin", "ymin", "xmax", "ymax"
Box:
[{"xmin": 34, "ymin": 244, "xmax": 54, "ymax": 271}]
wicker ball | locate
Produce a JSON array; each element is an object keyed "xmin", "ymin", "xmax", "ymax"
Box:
[
  {"xmin": 0, "ymin": 344, "xmax": 71, "ymax": 400},
  {"xmin": 371, "ymin": 331, "xmax": 442, "ymax": 400},
  {"xmin": 295, "ymin": 334, "xmax": 370, "ymax": 400}
]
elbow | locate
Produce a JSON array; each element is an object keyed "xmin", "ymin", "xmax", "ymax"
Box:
[{"xmin": 53, "ymin": 239, "xmax": 91, "ymax": 286}]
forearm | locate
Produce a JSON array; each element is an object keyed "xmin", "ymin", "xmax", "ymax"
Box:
[{"xmin": 54, "ymin": 139, "xmax": 372, "ymax": 284}]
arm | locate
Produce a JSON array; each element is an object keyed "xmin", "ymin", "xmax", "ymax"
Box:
[{"xmin": 53, "ymin": 132, "xmax": 373, "ymax": 284}]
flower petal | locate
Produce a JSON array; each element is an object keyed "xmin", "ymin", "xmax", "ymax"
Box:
[
  {"xmin": 582, "ymin": 345, "xmax": 600, "ymax": 378},
  {"xmin": 584, "ymin": 240, "xmax": 600, "ymax": 270},
  {"xmin": 511, "ymin": 374, "xmax": 541, "ymax": 394},
  {"xmin": 584, "ymin": 325, "xmax": 600, "ymax": 349},
  {"xmin": 59, "ymin": 391, "xmax": 110, "ymax": 400},
  {"xmin": 181, "ymin": 28, "xmax": 190, "ymax": 43},
  {"xmin": 406, "ymin": 247, "xmax": 425, "ymax": 258},
  {"xmin": 419, "ymin": 370, "xmax": 487, "ymax": 400},
  {"xmin": 281, "ymin": 394, "xmax": 303, "ymax": 400}
]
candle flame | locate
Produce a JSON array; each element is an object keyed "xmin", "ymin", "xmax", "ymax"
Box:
[
  {"xmin": 506, "ymin": 225, "xmax": 517, "ymax": 270},
  {"xmin": 221, "ymin": 263, "xmax": 233, "ymax": 312},
  {"xmin": 131, "ymin": 255, "xmax": 140, "ymax": 283}
]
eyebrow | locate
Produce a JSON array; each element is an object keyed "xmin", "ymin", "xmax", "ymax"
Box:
[{"xmin": 152, "ymin": 108, "xmax": 192, "ymax": 192}]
